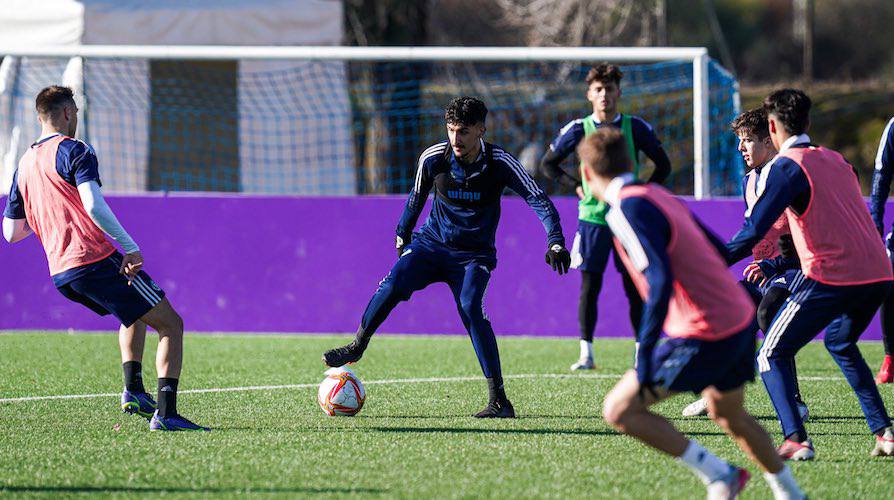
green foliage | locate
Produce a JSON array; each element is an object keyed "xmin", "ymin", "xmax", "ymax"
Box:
[{"xmin": 1, "ymin": 332, "xmax": 892, "ymax": 498}]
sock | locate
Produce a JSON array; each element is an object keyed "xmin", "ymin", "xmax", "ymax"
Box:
[
  {"xmin": 157, "ymin": 377, "xmax": 179, "ymax": 418},
  {"xmin": 122, "ymin": 361, "xmax": 145, "ymax": 393},
  {"xmin": 764, "ymin": 464, "xmax": 804, "ymax": 499},
  {"xmin": 786, "ymin": 430, "xmax": 808, "ymax": 443},
  {"xmin": 487, "ymin": 376, "xmax": 506, "ymax": 403},
  {"xmin": 876, "ymin": 427, "xmax": 893, "ymax": 439},
  {"xmin": 579, "ymin": 340, "xmax": 593, "ymax": 360},
  {"xmin": 353, "ymin": 326, "xmax": 372, "ymax": 350},
  {"xmin": 676, "ymin": 441, "xmax": 731, "ymax": 485}
]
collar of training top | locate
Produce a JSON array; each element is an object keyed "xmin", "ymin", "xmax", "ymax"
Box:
[
  {"xmin": 604, "ymin": 173, "xmax": 636, "ymax": 207},
  {"xmin": 779, "ymin": 133, "xmax": 811, "ymax": 153}
]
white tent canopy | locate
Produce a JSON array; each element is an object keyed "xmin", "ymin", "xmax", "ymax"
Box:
[{"xmin": 0, "ymin": 0, "xmax": 355, "ymax": 194}]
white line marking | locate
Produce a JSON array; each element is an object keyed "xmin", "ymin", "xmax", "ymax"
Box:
[{"xmin": 0, "ymin": 372, "xmax": 848, "ymax": 404}]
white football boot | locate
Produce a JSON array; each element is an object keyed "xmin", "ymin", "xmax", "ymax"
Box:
[
  {"xmin": 682, "ymin": 398, "xmax": 710, "ymax": 417},
  {"xmin": 570, "ymin": 357, "xmax": 595, "ymax": 371}
]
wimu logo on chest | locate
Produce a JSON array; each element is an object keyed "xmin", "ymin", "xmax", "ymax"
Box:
[{"xmin": 447, "ymin": 189, "xmax": 482, "ymax": 201}]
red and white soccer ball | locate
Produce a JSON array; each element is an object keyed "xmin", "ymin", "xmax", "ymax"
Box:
[{"xmin": 318, "ymin": 367, "xmax": 366, "ymax": 416}]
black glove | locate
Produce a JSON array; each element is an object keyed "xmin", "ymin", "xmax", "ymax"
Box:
[
  {"xmin": 396, "ymin": 234, "xmax": 411, "ymax": 258},
  {"xmin": 777, "ymin": 234, "xmax": 797, "ymax": 260},
  {"xmin": 545, "ymin": 244, "xmax": 571, "ymax": 275}
]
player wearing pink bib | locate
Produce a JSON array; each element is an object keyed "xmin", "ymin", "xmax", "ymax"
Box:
[
  {"xmin": 2, "ymin": 86, "xmax": 207, "ymax": 432},
  {"xmin": 581, "ymin": 128, "xmax": 805, "ymax": 500},
  {"xmin": 684, "ymin": 109, "xmax": 810, "ymax": 420},
  {"xmin": 726, "ymin": 89, "xmax": 894, "ymax": 459}
]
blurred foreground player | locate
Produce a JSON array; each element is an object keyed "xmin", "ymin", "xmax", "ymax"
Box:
[
  {"xmin": 584, "ymin": 128, "xmax": 805, "ymax": 499},
  {"xmin": 869, "ymin": 115, "xmax": 894, "ymax": 384},
  {"xmin": 726, "ymin": 89, "xmax": 893, "ymax": 459},
  {"xmin": 2, "ymin": 86, "xmax": 207, "ymax": 431},
  {"xmin": 323, "ymin": 97, "xmax": 571, "ymax": 418}
]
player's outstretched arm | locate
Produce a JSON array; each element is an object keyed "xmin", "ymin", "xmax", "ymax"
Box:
[
  {"xmin": 725, "ymin": 158, "xmax": 808, "ymax": 265},
  {"xmin": 870, "ymin": 117, "xmax": 894, "ymax": 235},
  {"xmin": 499, "ymin": 150, "xmax": 569, "ymax": 270},
  {"xmin": 2, "ymin": 170, "xmax": 32, "ymax": 243},
  {"xmin": 608, "ymin": 198, "xmax": 672, "ymax": 391}
]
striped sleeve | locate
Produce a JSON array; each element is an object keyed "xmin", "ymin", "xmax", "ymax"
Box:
[
  {"xmin": 395, "ymin": 142, "xmax": 446, "ymax": 239},
  {"xmin": 496, "ymin": 148, "xmax": 564, "ymax": 247},
  {"xmin": 870, "ymin": 117, "xmax": 894, "ymax": 234}
]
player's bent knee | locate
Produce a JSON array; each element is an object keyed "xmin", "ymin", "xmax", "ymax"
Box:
[
  {"xmin": 602, "ymin": 392, "xmax": 638, "ymax": 429},
  {"xmin": 823, "ymin": 335, "xmax": 853, "ymax": 355},
  {"xmin": 142, "ymin": 299, "xmax": 184, "ymax": 336}
]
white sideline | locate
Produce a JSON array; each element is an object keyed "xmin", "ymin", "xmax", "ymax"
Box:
[{"xmin": 0, "ymin": 372, "xmax": 847, "ymax": 404}]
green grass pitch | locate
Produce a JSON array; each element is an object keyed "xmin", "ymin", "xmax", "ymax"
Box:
[{"xmin": 1, "ymin": 331, "xmax": 892, "ymax": 498}]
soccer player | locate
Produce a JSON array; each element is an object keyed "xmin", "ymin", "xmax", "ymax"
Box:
[
  {"xmin": 583, "ymin": 128, "xmax": 805, "ymax": 500},
  {"xmin": 539, "ymin": 63, "xmax": 672, "ymax": 371},
  {"xmin": 726, "ymin": 89, "xmax": 894, "ymax": 459},
  {"xmin": 322, "ymin": 97, "xmax": 571, "ymax": 418},
  {"xmin": 869, "ymin": 115, "xmax": 894, "ymax": 384},
  {"xmin": 682, "ymin": 109, "xmax": 808, "ymax": 421},
  {"xmin": 2, "ymin": 86, "xmax": 208, "ymax": 432}
]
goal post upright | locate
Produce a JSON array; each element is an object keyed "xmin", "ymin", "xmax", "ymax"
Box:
[{"xmin": 0, "ymin": 45, "xmax": 715, "ymax": 196}]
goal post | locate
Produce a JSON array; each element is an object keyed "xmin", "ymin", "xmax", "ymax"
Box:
[{"xmin": 0, "ymin": 45, "xmax": 734, "ymax": 198}]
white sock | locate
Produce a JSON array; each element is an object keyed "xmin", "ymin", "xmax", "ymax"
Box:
[
  {"xmin": 579, "ymin": 340, "xmax": 593, "ymax": 360},
  {"xmin": 677, "ymin": 440, "xmax": 730, "ymax": 485},
  {"xmin": 764, "ymin": 464, "xmax": 804, "ymax": 499}
]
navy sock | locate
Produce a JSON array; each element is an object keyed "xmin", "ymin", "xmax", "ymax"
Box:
[
  {"xmin": 157, "ymin": 378, "xmax": 179, "ymax": 418},
  {"xmin": 122, "ymin": 361, "xmax": 145, "ymax": 393}
]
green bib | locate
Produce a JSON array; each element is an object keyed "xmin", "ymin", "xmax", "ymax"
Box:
[{"xmin": 577, "ymin": 114, "xmax": 640, "ymax": 225}]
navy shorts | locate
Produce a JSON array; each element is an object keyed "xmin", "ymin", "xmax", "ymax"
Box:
[
  {"xmin": 570, "ymin": 220, "xmax": 613, "ymax": 273},
  {"xmin": 56, "ymin": 253, "xmax": 166, "ymax": 328},
  {"xmin": 650, "ymin": 323, "xmax": 757, "ymax": 394}
]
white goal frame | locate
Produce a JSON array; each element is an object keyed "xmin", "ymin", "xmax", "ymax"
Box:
[{"xmin": 1, "ymin": 45, "xmax": 717, "ymax": 198}]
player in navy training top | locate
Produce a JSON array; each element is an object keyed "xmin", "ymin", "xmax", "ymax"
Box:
[
  {"xmin": 322, "ymin": 97, "xmax": 571, "ymax": 418},
  {"xmin": 538, "ymin": 63, "xmax": 672, "ymax": 371},
  {"xmin": 869, "ymin": 116, "xmax": 894, "ymax": 384}
]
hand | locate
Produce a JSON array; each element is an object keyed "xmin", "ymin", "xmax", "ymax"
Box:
[
  {"xmin": 120, "ymin": 251, "xmax": 143, "ymax": 285},
  {"xmin": 743, "ymin": 261, "xmax": 766, "ymax": 287},
  {"xmin": 545, "ymin": 244, "xmax": 571, "ymax": 275},
  {"xmin": 575, "ymin": 186, "xmax": 585, "ymax": 200},
  {"xmin": 396, "ymin": 235, "xmax": 411, "ymax": 258}
]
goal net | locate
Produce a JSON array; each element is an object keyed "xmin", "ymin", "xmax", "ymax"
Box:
[{"xmin": 0, "ymin": 46, "xmax": 741, "ymax": 198}]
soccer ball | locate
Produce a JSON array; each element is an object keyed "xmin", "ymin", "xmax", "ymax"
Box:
[{"xmin": 317, "ymin": 367, "xmax": 366, "ymax": 416}]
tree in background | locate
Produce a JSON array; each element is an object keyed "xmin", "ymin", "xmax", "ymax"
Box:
[{"xmin": 344, "ymin": 0, "xmax": 428, "ymax": 194}]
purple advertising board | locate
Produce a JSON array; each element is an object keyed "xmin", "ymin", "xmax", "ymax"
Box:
[{"xmin": 1, "ymin": 195, "xmax": 891, "ymax": 339}]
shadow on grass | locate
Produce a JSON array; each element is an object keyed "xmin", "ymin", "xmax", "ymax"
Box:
[
  {"xmin": 752, "ymin": 415, "xmax": 868, "ymax": 423},
  {"xmin": 369, "ymin": 426, "xmax": 728, "ymax": 437},
  {"xmin": 1, "ymin": 485, "xmax": 387, "ymax": 495}
]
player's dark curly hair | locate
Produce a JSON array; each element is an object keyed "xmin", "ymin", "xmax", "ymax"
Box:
[
  {"xmin": 585, "ymin": 63, "xmax": 623, "ymax": 86},
  {"xmin": 731, "ymin": 108, "xmax": 770, "ymax": 140},
  {"xmin": 35, "ymin": 85, "xmax": 75, "ymax": 117},
  {"xmin": 763, "ymin": 88, "xmax": 811, "ymax": 135},
  {"xmin": 577, "ymin": 128, "xmax": 631, "ymax": 178},
  {"xmin": 445, "ymin": 96, "xmax": 488, "ymax": 126}
]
